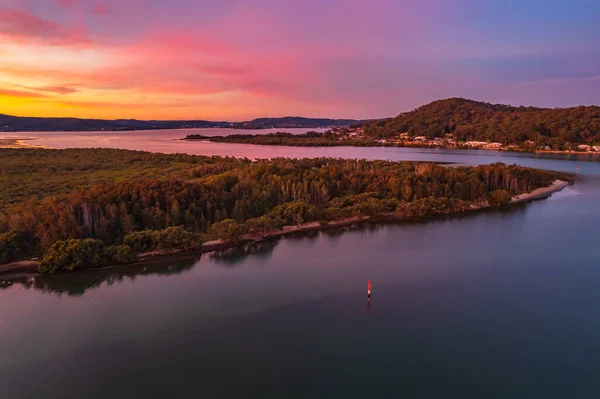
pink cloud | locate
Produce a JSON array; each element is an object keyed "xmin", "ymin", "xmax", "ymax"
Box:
[
  {"xmin": 92, "ymin": 4, "xmax": 109, "ymax": 14},
  {"xmin": 55, "ymin": 0, "xmax": 76, "ymax": 8},
  {"xmin": 0, "ymin": 8, "xmax": 91, "ymax": 46}
]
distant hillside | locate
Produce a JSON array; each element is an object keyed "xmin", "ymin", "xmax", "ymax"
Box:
[
  {"xmin": 238, "ymin": 117, "xmax": 364, "ymax": 129},
  {"xmin": 0, "ymin": 114, "xmax": 363, "ymax": 132},
  {"xmin": 362, "ymin": 98, "xmax": 600, "ymax": 147},
  {"xmin": 0, "ymin": 114, "xmax": 230, "ymax": 132}
]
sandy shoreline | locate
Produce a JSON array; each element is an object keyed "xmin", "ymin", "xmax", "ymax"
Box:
[
  {"xmin": 511, "ymin": 180, "xmax": 568, "ymax": 204},
  {"xmin": 535, "ymin": 150, "xmax": 600, "ymax": 156},
  {"xmin": 0, "ymin": 180, "xmax": 569, "ymax": 280},
  {"xmin": 0, "ymin": 138, "xmax": 45, "ymax": 149}
]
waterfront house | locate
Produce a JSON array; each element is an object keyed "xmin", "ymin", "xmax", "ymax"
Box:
[
  {"xmin": 484, "ymin": 142, "xmax": 503, "ymax": 149},
  {"xmin": 466, "ymin": 141, "xmax": 487, "ymax": 148}
]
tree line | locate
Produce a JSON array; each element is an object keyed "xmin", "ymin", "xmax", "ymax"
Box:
[{"xmin": 185, "ymin": 132, "xmax": 359, "ymax": 147}]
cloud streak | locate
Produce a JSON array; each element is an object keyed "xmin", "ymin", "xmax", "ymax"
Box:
[
  {"xmin": 30, "ymin": 85, "xmax": 80, "ymax": 95},
  {"xmin": 0, "ymin": 87, "xmax": 48, "ymax": 99}
]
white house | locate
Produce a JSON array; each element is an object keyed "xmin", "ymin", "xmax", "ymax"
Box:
[
  {"xmin": 484, "ymin": 142, "xmax": 503, "ymax": 149},
  {"xmin": 466, "ymin": 141, "xmax": 487, "ymax": 148}
]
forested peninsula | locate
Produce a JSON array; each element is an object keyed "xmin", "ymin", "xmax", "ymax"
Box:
[
  {"xmin": 0, "ymin": 148, "xmax": 567, "ymax": 275},
  {"xmin": 184, "ymin": 132, "xmax": 361, "ymax": 146}
]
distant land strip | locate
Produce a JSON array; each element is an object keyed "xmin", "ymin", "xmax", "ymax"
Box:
[{"xmin": 0, "ymin": 115, "xmax": 366, "ymax": 132}]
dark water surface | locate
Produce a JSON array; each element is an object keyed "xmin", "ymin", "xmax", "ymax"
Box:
[{"xmin": 2, "ymin": 140, "xmax": 600, "ymax": 398}]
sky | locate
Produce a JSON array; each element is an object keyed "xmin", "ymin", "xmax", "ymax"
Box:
[{"xmin": 0, "ymin": 0, "xmax": 599, "ymax": 121}]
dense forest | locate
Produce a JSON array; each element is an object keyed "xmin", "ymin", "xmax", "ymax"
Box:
[
  {"xmin": 362, "ymin": 98, "xmax": 600, "ymax": 148},
  {"xmin": 0, "ymin": 148, "xmax": 565, "ymax": 273},
  {"xmin": 185, "ymin": 132, "xmax": 369, "ymax": 146},
  {"xmin": 238, "ymin": 117, "xmax": 364, "ymax": 129}
]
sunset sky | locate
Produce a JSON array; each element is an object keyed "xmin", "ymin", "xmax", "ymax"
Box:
[{"xmin": 1, "ymin": 0, "xmax": 599, "ymax": 121}]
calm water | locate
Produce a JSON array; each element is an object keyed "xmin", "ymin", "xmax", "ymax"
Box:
[
  {"xmin": 4, "ymin": 128, "xmax": 325, "ymax": 155},
  {"xmin": 5, "ymin": 128, "xmax": 600, "ymax": 167},
  {"xmin": 2, "ymin": 134, "xmax": 600, "ymax": 398}
]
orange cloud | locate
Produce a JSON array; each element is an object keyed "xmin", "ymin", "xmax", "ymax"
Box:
[
  {"xmin": 0, "ymin": 88, "xmax": 48, "ymax": 98},
  {"xmin": 35, "ymin": 85, "xmax": 80, "ymax": 94},
  {"xmin": 12, "ymin": 84, "xmax": 80, "ymax": 95}
]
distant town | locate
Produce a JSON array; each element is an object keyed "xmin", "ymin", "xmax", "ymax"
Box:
[{"xmin": 330, "ymin": 126, "xmax": 600, "ymax": 153}]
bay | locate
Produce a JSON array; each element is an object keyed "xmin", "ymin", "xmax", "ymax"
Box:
[{"xmin": 1, "ymin": 132, "xmax": 599, "ymax": 398}]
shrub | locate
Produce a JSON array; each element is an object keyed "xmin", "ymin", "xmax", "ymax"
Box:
[
  {"xmin": 267, "ymin": 201, "xmax": 318, "ymax": 225},
  {"xmin": 0, "ymin": 230, "xmax": 27, "ymax": 264},
  {"xmin": 124, "ymin": 230, "xmax": 155, "ymax": 252},
  {"xmin": 154, "ymin": 227, "xmax": 201, "ymax": 250},
  {"xmin": 104, "ymin": 245, "xmax": 138, "ymax": 265},
  {"xmin": 210, "ymin": 219, "xmax": 249, "ymax": 242},
  {"xmin": 124, "ymin": 227, "xmax": 201, "ymax": 253},
  {"xmin": 39, "ymin": 239, "xmax": 107, "ymax": 274},
  {"xmin": 488, "ymin": 190, "xmax": 512, "ymax": 206}
]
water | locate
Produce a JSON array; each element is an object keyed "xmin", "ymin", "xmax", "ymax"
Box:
[
  {"xmin": 2, "ymin": 134, "xmax": 600, "ymax": 398},
  {"xmin": 2, "ymin": 128, "xmax": 326, "ymax": 155},
  {"xmin": 5, "ymin": 128, "xmax": 600, "ymax": 168}
]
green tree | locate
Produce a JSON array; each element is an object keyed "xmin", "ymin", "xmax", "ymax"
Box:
[
  {"xmin": 0, "ymin": 230, "xmax": 27, "ymax": 264},
  {"xmin": 39, "ymin": 239, "xmax": 107, "ymax": 274},
  {"xmin": 104, "ymin": 245, "xmax": 138, "ymax": 265},
  {"xmin": 124, "ymin": 230, "xmax": 156, "ymax": 252},
  {"xmin": 210, "ymin": 219, "xmax": 248, "ymax": 242},
  {"xmin": 488, "ymin": 190, "xmax": 512, "ymax": 206}
]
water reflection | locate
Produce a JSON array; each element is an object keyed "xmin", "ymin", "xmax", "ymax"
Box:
[
  {"xmin": 1, "ymin": 241, "xmax": 280, "ymax": 295},
  {"xmin": 1, "ymin": 258, "xmax": 198, "ymax": 296},
  {"xmin": 209, "ymin": 240, "xmax": 279, "ymax": 266},
  {"xmin": 0, "ymin": 200, "xmax": 568, "ymax": 298}
]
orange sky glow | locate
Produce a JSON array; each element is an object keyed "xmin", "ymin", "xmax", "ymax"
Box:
[{"xmin": 1, "ymin": 0, "xmax": 599, "ymax": 120}]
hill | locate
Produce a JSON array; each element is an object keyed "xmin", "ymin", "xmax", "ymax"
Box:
[
  {"xmin": 362, "ymin": 98, "xmax": 600, "ymax": 148},
  {"xmin": 0, "ymin": 114, "xmax": 363, "ymax": 132}
]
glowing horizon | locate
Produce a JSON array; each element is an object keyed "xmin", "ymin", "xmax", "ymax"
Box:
[{"xmin": 1, "ymin": 0, "xmax": 599, "ymax": 120}]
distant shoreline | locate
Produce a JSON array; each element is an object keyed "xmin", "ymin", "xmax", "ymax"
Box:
[
  {"xmin": 182, "ymin": 135, "xmax": 600, "ymax": 156},
  {"xmin": 0, "ymin": 180, "xmax": 568, "ymax": 281}
]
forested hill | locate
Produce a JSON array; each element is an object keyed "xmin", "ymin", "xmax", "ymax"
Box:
[
  {"xmin": 362, "ymin": 98, "xmax": 600, "ymax": 146},
  {"xmin": 0, "ymin": 114, "xmax": 363, "ymax": 132}
]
